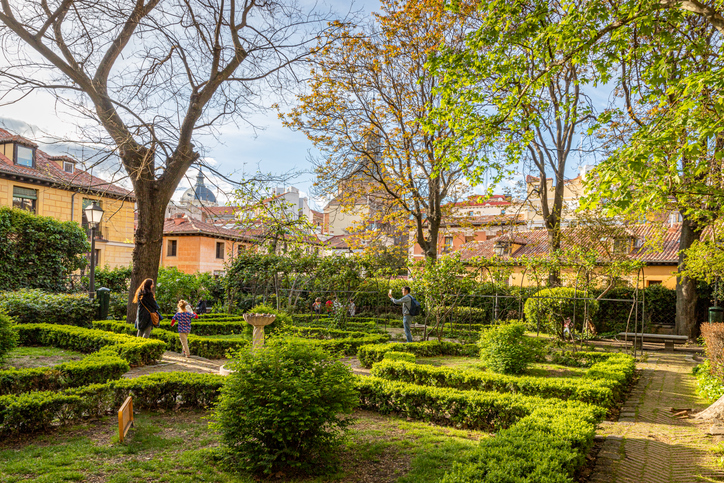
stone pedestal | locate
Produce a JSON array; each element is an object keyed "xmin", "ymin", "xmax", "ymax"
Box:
[{"xmin": 243, "ymin": 313, "xmax": 277, "ymax": 349}]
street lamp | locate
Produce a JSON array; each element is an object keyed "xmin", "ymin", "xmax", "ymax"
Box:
[{"xmin": 84, "ymin": 201, "xmax": 104, "ymax": 298}]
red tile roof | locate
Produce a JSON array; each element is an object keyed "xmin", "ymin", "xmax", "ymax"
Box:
[
  {"xmin": 0, "ymin": 129, "xmax": 133, "ymax": 199},
  {"xmin": 163, "ymin": 215, "xmax": 257, "ymax": 241},
  {"xmin": 459, "ymin": 224, "xmax": 681, "ymax": 265}
]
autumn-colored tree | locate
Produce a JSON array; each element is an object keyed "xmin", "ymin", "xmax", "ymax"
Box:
[{"xmin": 282, "ymin": 0, "xmax": 503, "ymax": 261}]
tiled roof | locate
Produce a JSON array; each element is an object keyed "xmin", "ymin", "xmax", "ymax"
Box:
[
  {"xmin": 163, "ymin": 216, "xmax": 257, "ymax": 242},
  {"xmin": 459, "ymin": 224, "xmax": 681, "ymax": 265},
  {"xmin": 439, "ymin": 214, "xmax": 525, "ymax": 227},
  {"xmin": 0, "ymin": 129, "xmax": 133, "ymax": 199},
  {"xmin": 324, "ymin": 234, "xmax": 352, "ymax": 250}
]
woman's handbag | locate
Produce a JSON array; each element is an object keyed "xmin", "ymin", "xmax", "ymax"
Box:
[{"xmin": 140, "ymin": 299, "xmax": 160, "ymax": 327}]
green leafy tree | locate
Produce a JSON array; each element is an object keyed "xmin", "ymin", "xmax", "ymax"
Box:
[{"xmin": 0, "ymin": 207, "xmax": 88, "ymax": 292}]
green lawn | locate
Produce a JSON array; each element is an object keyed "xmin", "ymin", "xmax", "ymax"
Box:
[
  {"xmin": 0, "ymin": 409, "xmax": 486, "ymax": 483},
  {"xmin": 0, "ymin": 346, "xmax": 84, "ymax": 370}
]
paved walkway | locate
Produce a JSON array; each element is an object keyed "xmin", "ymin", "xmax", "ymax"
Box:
[
  {"xmin": 123, "ymin": 352, "xmax": 225, "ymax": 378},
  {"xmin": 590, "ymin": 351, "xmax": 724, "ymax": 483}
]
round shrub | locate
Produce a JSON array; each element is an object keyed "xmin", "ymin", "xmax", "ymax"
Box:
[
  {"xmin": 524, "ymin": 288, "xmax": 599, "ymax": 338},
  {"xmin": 478, "ymin": 322, "xmax": 534, "ymax": 375},
  {"xmin": 0, "ymin": 309, "xmax": 17, "ymax": 362},
  {"xmin": 212, "ymin": 339, "xmax": 358, "ymax": 476}
]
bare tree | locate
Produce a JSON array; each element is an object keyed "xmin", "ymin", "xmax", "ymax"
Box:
[{"xmin": 0, "ymin": 0, "xmax": 340, "ymax": 321}]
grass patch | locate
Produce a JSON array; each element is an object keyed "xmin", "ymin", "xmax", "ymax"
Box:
[
  {"xmin": 416, "ymin": 356, "xmax": 481, "ymax": 369},
  {"xmin": 0, "ymin": 346, "xmax": 84, "ymax": 370},
  {"xmin": 0, "ymin": 408, "xmax": 486, "ymax": 483}
]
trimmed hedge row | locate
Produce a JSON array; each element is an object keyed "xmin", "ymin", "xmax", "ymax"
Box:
[
  {"xmin": 290, "ymin": 327, "xmax": 390, "ymax": 341},
  {"xmin": 357, "ymin": 341, "xmax": 479, "ymax": 368},
  {"xmin": 95, "ymin": 319, "xmax": 247, "ymax": 336},
  {"xmin": 369, "ymin": 356, "xmax": 631, "ymax": 407},
  {"xmin": 291, "ymin": 319, "xmax": 385, "ymax": 333},
  {"xmin": 292, "ymin": 334, "xmax": 391, "ymax": 356},
  {"xmin": 441, "ymin": 406, "xmax": 600, "ymax": 483},
  {"xmin": 356, "ymin": 375, "xmax": 605, "ymax": 482},
  {"xmin": 0, "ymin": 348, "xmax": 129, "ymax": 395},
  {"xmin": 16, "ymin": 324, "xmax": 165, "ymax": 366},
  {"xmin": 92, "ymin": 320, "xmax": 249, "ymax": 359},
  {"xmin": 0, "ymin": 290, "xmax": 97, "ymax": 327},
  {"xmin": 356, "ymin": 376, "xmax": 605, "ymax": 431},
  {"xmin": 0, "ymin": 372, "xmax": 224, "ymax": 435}
]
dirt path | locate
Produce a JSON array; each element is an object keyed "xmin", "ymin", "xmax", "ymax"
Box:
[
  {"xmin": 590, "ymin": 352, "xmax": 724, "ymax": 483},
  {"xmin": 123, "ymin": 352, "xmax": 226, "ymax": 378}
]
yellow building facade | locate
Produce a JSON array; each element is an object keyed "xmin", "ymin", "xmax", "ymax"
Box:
[{"xmin": 0, "ymin": 129, "xmax": 135, "ymax": 269}]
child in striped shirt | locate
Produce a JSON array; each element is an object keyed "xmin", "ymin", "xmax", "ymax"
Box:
[{"xmin": 171, "ymin": 299, "xmax": 198, "ymax": 358}]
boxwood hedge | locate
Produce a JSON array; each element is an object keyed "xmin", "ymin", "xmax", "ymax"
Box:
[
  {"xmin": 15, "ymin": 323, "xmax": 165, "ymax": 366},
  {"xmin": 0, "ymin": 372, "xmax": 224, "ymax": 435},
  {"xmin": 0, "ymin": 348, "xmax": 129, "ymax": 395},
  {"xmin": 357, "ymin": 341, "xmax": 479, "ymax": 368}
]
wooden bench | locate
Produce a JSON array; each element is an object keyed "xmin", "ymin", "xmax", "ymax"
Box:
[{"xmin": 617, "ymin": 332, "xmax": 688, "ymax": 351}]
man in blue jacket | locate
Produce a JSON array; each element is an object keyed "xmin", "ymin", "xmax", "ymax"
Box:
[{"xmin": 389, "ymin": 286, "xmax": 413, "ymax": 342}]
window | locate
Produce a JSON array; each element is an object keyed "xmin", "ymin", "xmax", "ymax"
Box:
[
  {"xmin": 443, "ymin": 237, "xmax": 453, "ymax": 251},
  {"xmin": 465, "ymin": 236, "xmax": 475, "ymax": 244},
  {"xmin": 167, "ymin": 240, "xmax": 177, "ymax": 257},
  {"xmin": 63, "ymin": 161, "xmax": 74, "ymax": 174},
  {"xmin": 647, "ymin": 280, "xmax": 662, "ymax": 287},
  {"xmin": 15, "ymin": 145, "xmax": 34, "ymax": 167},
  {"xmin": 468, "ymin": 211, "xmax": 474, "ymax": 216},
  {"xmin": 216, "ymin": 242, "xmax": 225, "ymax": 259},
  {"xmin": 613, "ymin": 237, "xmax": 631, "ymax": 255},
  {"xmin": 12, "ymin": 186, "xmax": 37, "ymax": 213}
]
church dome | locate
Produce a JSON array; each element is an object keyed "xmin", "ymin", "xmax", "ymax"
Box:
[{"xmin": 181, "ymin": 171, "xmax": 217, "ymax": 205}]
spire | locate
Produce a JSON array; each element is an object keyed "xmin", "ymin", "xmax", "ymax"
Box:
[{"xmin": 196, "ymin": 169, "xmax": 205, "ymax": 187}]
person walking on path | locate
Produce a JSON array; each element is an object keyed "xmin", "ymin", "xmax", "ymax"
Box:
[
  {"xmin": 389, "ymin": 286, "xmax": 413, "ymax": 342},
  {"xmin": 171, "ymin": 299, "xmax": 198, "ymax": 358},
  {"xmin": 134, "ymin": 278, "xmax": 160, "ymax": 338}
]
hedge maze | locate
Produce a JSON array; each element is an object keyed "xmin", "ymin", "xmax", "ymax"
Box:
[{"xmin": 2, "ymin": 309, "xmax": 635, "ymax": 482}]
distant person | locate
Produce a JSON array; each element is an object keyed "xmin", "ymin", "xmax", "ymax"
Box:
[
  {"xmin": 172, "ymin": 299, "xmax": 198, "ymax": 358},
  {"xmin": 563, "ymin": 317, "xmax": 573, "ymax": 340},
  {"xmin": 134, "ymin": 278, "xmax": 160, "ymax": 338},
  {"xmin": 196, "ymin": 298, "xmax": 207, "ymax": 314},
  {"xmin": 312, "ymin": 297, "xmax": 322, "ymax": 315},
  {"xmin": 348, "ymin": 298, "xmax": 356, "ymax": 317},
  {"xmin": 389, "ymin": 287, "xmax": 414, "ymax": 343},
  {"xmin": 325, "ymin": 299, "xmax": 334, "ymax": 312}
]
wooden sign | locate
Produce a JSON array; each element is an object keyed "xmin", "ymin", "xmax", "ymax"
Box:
[{"xmin": 118, "ymin": 396, "xmax": 134, "ymax": 443}]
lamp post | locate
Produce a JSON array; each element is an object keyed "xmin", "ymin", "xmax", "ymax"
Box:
[{"xmin": 84, "ymin": 202, "xmax": 104, "ymax": 298}]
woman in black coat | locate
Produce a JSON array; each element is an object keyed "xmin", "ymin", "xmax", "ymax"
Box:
[{"xmin": 134, "ymin": 278, "xmax": 160, "ymax": 338}]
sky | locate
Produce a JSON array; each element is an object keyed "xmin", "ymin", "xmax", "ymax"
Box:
[{"xmin": 0, "ymin": 0, "xmax": 610, "ymax": 211}]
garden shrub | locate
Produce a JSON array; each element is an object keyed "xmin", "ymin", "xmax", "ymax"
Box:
[
  {"xmin": 357, "ymin": 341, "xmax": 478, "ymax": 368},
  {"xmin": 0, "ymin": 309, "xmax": 17, "ymax": 362},
  {"xmin": 0, "ymin": 349, "xmax": 129, "ymax": 395},
  {"xmin": 0, "ymin": 207, "xmax": 89, "ymax": 292},
  {"xmin": 0, "ymin": 290, "xmax": 97, "ymax": 327},
  {"xmin": 291, "ymin": 326, "xmax": 389, "ymax": 341},
  {"xmin": 702, "ymin": 323, "xmax": 724, "ymax": 382},
  {"xmin": 212, "ymin": 340, "xmax": 358, "ymax": 475},
  {"xmin": 478, "ymin": 323, "xmax": 537, "ymax": 375},
  {"xmin": 356, "ymin": 376, "xmax": 604, "ymax": 431},
  {"xmin": 0, "ymin": 372, "xmax": 224, "ymax": 435},
  {"xmin": 371, "ymin": 360, "xmax": 617, "ymax": 407},
  {"xmin": 440, "ymin": 405, "xmax": 599, "ymax": 483},
  {"xmin": 428, "ymin": 306, "xmax": 488, "ymax": 326},
  {"xmin": 524, "ymin": 287, "xmax": 599, "ymax": 337},
  {"xmin": 382, "ymin": 351, "xmax": 416, "ymax": 363},
  {"xmin": 15, "ymin": 323, "xmax": 165, "ymax": 366},
  {"xmin": 694, "ymin": 361, "xmax": 724, "ymax": 402}
]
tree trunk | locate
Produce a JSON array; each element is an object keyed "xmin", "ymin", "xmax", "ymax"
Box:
[
  {"xmin": 125, "ymin": 182, "xmax": 173, "ymax": 324},
  {"xmin": 546, "ymin": 222, "xmax": 562, "ymax": 287},
  {"xmin": 675, "ymin": 216, "xmax": 703, "ymax": 339}
]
